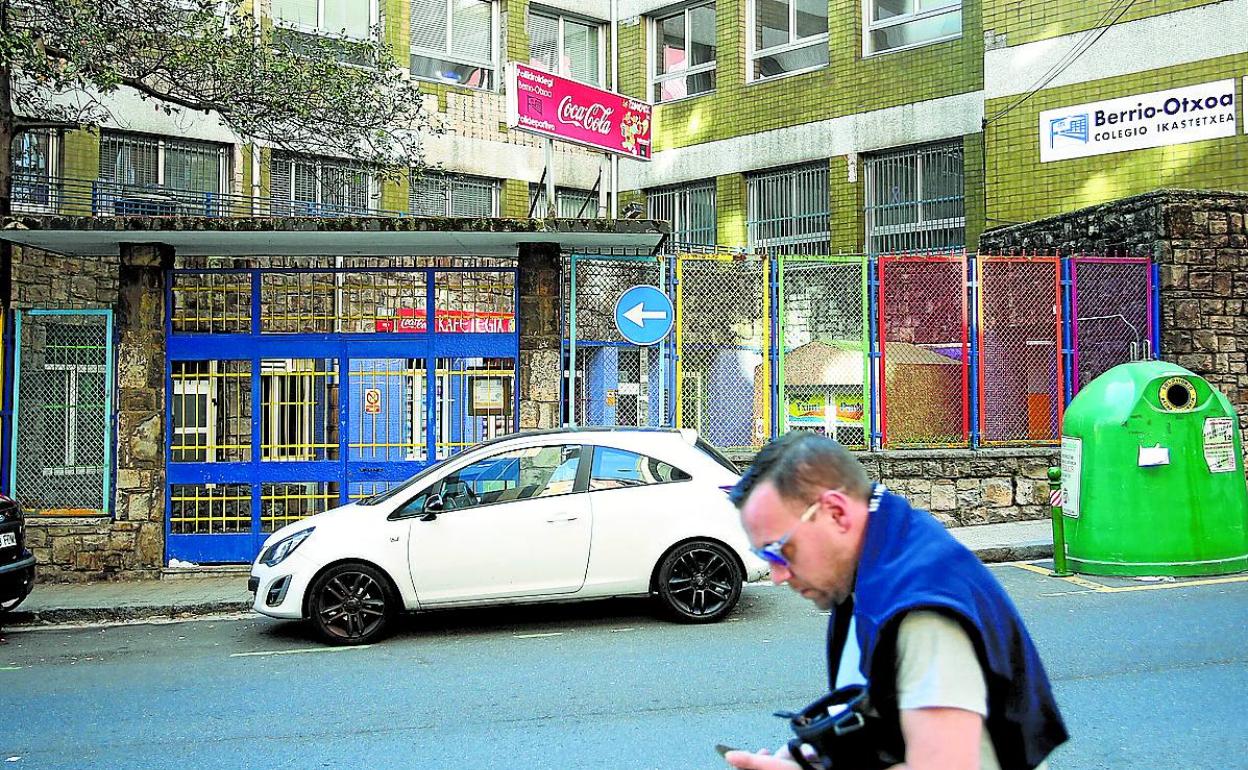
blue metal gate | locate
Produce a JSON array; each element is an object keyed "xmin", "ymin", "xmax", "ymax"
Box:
[{"xmin": 165, "ymin": 265, "xmax": 519, "ymax": 564}]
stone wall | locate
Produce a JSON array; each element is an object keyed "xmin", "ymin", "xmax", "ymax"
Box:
[
  {"xmin": 518, "ymin": 243, "xmax": 562, "ymax": 429},
  {"xmin": 980, "ymin": 189, "xmax": 1248, "ymax": 443}
]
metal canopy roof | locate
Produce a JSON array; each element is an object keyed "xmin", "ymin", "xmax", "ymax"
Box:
[{"xmin": 0, "ymin": 216, "xmax": 668, "ymax": 257}]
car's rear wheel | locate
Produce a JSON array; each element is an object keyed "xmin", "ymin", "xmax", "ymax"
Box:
[
  {"xmin": 0, "ymin": 594, "xmax": 27, "ymax": 614},
  {"xmin": 308, "ymin": 562, "xmax": 395, "ymax": 646},
  {"xmin": 655, "ymin": 540, "xmax": 743, "ymax": 623}
]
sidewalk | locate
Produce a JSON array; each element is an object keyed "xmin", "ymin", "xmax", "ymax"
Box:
[{"xmin": 3, "ymin": 519, "xmax": 1053, "ymax": 628}]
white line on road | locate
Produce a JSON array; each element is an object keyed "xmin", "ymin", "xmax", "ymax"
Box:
[
  {"xmin": 230, "ymin": 645, "xmax": 374, "ymax": 658},
  {"xmin": 608, "ymin": 627, "xmax": 635, "ymax": 633},
  {"xmin": 513, "ymin": 632, "xmax": 564, "ymax": 639}
]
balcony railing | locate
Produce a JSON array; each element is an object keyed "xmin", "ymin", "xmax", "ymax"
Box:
[{"xmin": 10, "ymin": 174, "xmax": 410, "ymax": 218}]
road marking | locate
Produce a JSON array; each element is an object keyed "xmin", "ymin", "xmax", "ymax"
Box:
[
  {"xmin": 608, "ymin": 627, "xmax": 635, "ymax": 633},
  {"xmin": 1, "ymin": 666, "xmax": 20, "ymax": 671},
  {"xmin": 513, "ymin": 632, "xmax": 563, "ymax": 639},
  {"xmin": 230, "ymin": 645, "xmax": 373, "ymax": 658},
  {"xmin": 1011, "ymin": 562, "xmax": 1248, "ymax": 593}
]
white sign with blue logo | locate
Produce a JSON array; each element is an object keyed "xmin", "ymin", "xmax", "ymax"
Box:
[
  {"xmin": 614, "ymin": 285, "xmax": 673, "ymax": 346},
  {"xmin": 1039, "ymin": 79, "xmax": 1237, "ymax": 163}
]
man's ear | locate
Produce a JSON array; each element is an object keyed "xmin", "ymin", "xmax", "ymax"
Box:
[{"xmin": 820, "ymin": 488, "xmax": 855, "ymax": 533}]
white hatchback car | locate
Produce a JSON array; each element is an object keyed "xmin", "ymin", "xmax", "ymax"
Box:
[{"xmin": 249, "ymin": 428, "xmax": 768, "ymax": 645}]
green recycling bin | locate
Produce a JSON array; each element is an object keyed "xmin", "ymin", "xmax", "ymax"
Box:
[{"xmin": 1059, "ymin": 361, "xmax": 1248, "ymax": 576}]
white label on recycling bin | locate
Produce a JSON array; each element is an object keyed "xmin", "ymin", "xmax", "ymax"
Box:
[
  {"xmin": 1060, "ymin": 436, "xmax": 1082, "ymax": 519},
  {"xmin": 1203, "ymin": 418, "xmax": 1238, "ymax": 473}
]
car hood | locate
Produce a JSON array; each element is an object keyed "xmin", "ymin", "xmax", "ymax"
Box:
[{"xmin": 259, "ymin": 502, "xmax": 369, "ymax": 551}]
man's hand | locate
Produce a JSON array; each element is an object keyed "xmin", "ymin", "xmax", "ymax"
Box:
[{"xmin": 723, "ymin": 745, "xmax": 802, "ymax": 770}]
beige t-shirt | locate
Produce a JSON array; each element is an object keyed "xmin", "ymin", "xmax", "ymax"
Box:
[{"xmin": 894, "ymin": 611, "xmax": 1049, "ymax": 770}]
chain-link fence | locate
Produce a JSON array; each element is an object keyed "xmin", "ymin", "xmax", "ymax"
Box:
[
  {"xmin": 1071, "ymin": 257, "xmax": 1155, "ymax": 394},
  {"xmin": 777, "ymin": 256, "xmax": 869, "ymax": 449},
  {"xmin": 675, "ymin": 253, "xmax": 770, "ymax": 451},
  {"xmin": 977, "ymin": 257, "xmax": 1063, "ymax": 444},
  {"xmin": 563, "ymin": 254, "xmax": 670, "ymax": 428},
  {"xmin": 878, "ymin": 255, "xmax": 969, "ymax": 448},
  {"xmin": 12, "ymin": 310, "xmax": 113, "ymax": 516}
]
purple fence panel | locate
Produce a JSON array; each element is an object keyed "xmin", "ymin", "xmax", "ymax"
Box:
[{"xmin": 1071, "ymin": 257, "xmax": 1153, "ymax": 393}]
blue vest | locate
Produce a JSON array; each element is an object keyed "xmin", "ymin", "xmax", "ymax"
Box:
[{"xmin": 826, "ymin": 486, "xmax": 1068, "ymax": 769}]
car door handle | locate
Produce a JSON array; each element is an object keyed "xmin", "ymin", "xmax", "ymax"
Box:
[{"xmin": 545, "ymin": 515, "xmax": 579, "ymax": 523}]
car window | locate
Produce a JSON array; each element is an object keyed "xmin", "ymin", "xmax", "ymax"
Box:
[
  {"xmin": 437, "ymin": 444, "xmax": 583, "ymax": 511},
  {"xmin": 589, "ymin": 447, "xmax": 691, "ymax": 491}
]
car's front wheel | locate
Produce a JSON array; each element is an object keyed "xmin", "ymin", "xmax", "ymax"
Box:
[
  {"xmin": 655, "ymin": 540, "xmax": 743, "ymax": 623},
  {"xmin": 307, "ymin": 562, "xmax": 396, "ymax": 646},
  {"xmin": 0, "ymin": 593, "xmax": 27, "ymax": 614}
]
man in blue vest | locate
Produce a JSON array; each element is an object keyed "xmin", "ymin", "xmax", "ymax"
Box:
[{"xmin": 724, "ymin": 431, "xmax": 1067, "ymax": 770}]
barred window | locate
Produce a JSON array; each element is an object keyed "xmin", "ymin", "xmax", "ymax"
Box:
[
  {"xmin": 865, "ymin": 0, "xmax": 961, "ymax": 55},
  {"xmin": 749, "ymin": 0, "xmax": 827, "ymax": 81},
  {"xmin": 410, "ymin": 172, "xmax": 498, "ymax": 216},
  {"xmin": 746, "ymin": 163, "xmax": 829, "ymax": 255},
  {"xmin": 97, "ymin": 132, "xmax": 229, "ymax": 216},
  {"xmin": 12, "ymin": 130, "xmax": 58, "ymax": 214},
  {"xmin": 864, "ymin": 142, "xmax": 965, "ymax": 254},
  {"xmin": 648, "ymin": 181, "xmax": 716, "ymax": 247},
  {"xmin": 271, "ymin": 154, "xmax": 379, "ymax": 216},
  {"xmin": 410, "ymin": 0, "xmax": 496, "ymax": 89},
  {"xmin": 530, "ymin": 186, "xmax": 602, "ymax": 218},
  {"xmin": 650, "ymin": 2, "xmax": 716, "ymax": 103},
  {"xmin": 528, "ymin": 10, "xmax": 603, "ymax": 85},
  {"xmin": 272, "ymin": 0, "xmax": 375, "ymax": 38}
]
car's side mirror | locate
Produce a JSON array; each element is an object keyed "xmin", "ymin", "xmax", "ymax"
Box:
[{"xmin": 420, "ymin": 494, "xmax": 445, "ymax": 521}]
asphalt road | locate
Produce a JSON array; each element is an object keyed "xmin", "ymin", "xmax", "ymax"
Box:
[{"xmin": 2, "ymin": 565, "xmax": 1246, "ymax": 770}]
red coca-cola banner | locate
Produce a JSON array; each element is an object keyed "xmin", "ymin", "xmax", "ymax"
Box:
[
  {"xmin": 374, "ymin": 308, "xmax": 516, "ymax": 334},
  {"xmin": 506, "ymin": 62, "xmax": 653, "ymax": 160}
]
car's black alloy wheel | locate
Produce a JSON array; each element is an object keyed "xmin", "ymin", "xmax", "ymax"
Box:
[
  {"xmin": 656, "ymin": 540, "xmax": 743, "ymax": 623},
  {"xmin": 0, "ymin": 594, "xmax": 26, "ymax": 614},
  {"xmin": 308, "ymin": 562, "xmax": 395, "ymax": 645}
]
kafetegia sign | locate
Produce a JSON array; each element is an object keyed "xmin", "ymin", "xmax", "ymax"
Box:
[{"xmin": 1039, "ymin": 79, "xmax": 1238, "ymax": 162}]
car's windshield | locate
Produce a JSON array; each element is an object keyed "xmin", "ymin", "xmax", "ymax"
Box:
[{"xmin": 695, "ymin": 437, "xmax": 740, "ymax": 474}]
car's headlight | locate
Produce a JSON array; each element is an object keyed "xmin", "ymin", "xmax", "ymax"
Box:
[{"xmin": 259, "ymin": 527, "xmax": 315, "ymax": 567}]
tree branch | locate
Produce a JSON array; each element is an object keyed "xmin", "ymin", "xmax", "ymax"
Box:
[{"xmin": 42, "ymin": 44, "xmax": 226, "ymax": 114}]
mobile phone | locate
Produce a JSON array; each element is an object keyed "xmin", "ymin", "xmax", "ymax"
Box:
[{"xmin": 714, "ymin": 744, "xmax": 739, "ymax": 758}]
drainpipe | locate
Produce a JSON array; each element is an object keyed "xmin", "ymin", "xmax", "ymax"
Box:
[
  {"xmin": 610, "ymin": 0, "xmax": 618, "ymax": 218},
  {"xmin": 251, "ymin": 0, "xmax": 263, "ymax": 214}
]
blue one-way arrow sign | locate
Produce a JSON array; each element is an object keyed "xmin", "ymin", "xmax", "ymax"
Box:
[{"xmin": 614, "ymin": 285, "xmax": 673, "ymax": 346}]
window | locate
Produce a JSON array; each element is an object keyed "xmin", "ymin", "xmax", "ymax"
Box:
[
  {"xmin": 272, "ymin": 0, "xmax": 375, "ymax": 38},
  {"xmin": 864, "ymin": 142, "xmax": 964, "ymax": 254},
  {"xmin": 528, "ymin": 10, "xmax": 603, "ymax": 85},
  {"xmin": 749, "ymin": 0, "xmax": 827, "ymax": 81},
  {"xmin": 436, "ymin": 444, "xmax": 583, "ymax": 509},
  {"xmin": 865, "ymin": 0, "xmax": 960, "ymax": 55},
  {"xmin": 651, "ymin": 2, "xmax": 715, "ymax": 102},
  {"xmin": 12, "ymin": 130, "xmax": 58, "ymax": 214},
  {"xmin": 97, "ymin": 133, "xmax": 229, "ymax": 215},
  {"xmin": 530, "ymin": 186, "xmax": 603, "ymax": 218},
  {"xmin": 589, "ymin": 447, "xmax": 690, "ymax": 491},
  {"xmin": 747, "ymin": 163, "xmax": 830, "ymax": 255},
  {"xmin": 271, "ymin": 154, "xmax": 379, "ymax": 216},
  {"xmin": 648, "ymin": 181, "xmax": 716, "ymax": 247},
  {"xmin": 410, "ymin": 171, "xmax": 498, "ymax": 216},
  {"xmin": 410, "ymin": 0, "xmax": 496, "ymax": 89}
]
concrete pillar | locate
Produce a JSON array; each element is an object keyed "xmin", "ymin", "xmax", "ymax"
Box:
[
  {"xmin": 116, "ymin": 242, "xmax": 173, "ymax": 570},
  {"xmin": 517, "ymin": 242, "xmax": 562, "ymax": 429}
]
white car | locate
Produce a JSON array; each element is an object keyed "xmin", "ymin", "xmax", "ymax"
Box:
[{"xmin": 248, "ymin": 428, "xmax": 768, "ymax": 645}]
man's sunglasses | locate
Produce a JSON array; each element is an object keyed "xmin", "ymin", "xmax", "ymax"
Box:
[{"xmin": 751, "ymin": 499, "xmax": 821, "ymax": 568}]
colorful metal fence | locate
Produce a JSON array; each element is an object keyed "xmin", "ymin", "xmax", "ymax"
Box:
[{"xmin": 1070, "ymin": 257, "xmax": 1157, "ymax": 395}]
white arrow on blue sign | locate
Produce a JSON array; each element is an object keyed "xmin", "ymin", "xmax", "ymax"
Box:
[{"xmin": 614, "ymin": 285, "xmax": 674, "ymax": 346}]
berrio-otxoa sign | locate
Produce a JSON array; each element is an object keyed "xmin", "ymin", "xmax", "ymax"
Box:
[{"xmin": 506, "ymin": 62, "xmax": 653, "ymax": 160}]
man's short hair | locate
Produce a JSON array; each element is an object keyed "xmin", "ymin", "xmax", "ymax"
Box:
[{"xmin": 729, "ymin": 431, "xmax": 871, "ymax": 508}]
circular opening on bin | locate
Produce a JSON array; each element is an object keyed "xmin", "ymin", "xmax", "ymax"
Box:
[{"xmin": 1159, "ymin": 377, "xmax": 1197, "ymax": 412}]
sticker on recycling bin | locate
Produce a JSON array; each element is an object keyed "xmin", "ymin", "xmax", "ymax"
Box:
[
  {"xmin": 1203, "ymin": 418, "xmax": 1237, "ymax": 474},
  {"xmin": 1060, "ymin": 436, "xmax": 1082, "ymax": 519}
]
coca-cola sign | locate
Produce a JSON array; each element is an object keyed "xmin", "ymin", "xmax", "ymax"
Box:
[{"xmin": 506, "ymin": 62, "xmax": 652, "ymax": 160}]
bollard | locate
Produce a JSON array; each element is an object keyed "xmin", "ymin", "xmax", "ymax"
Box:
[{"xmin": 1048, "ymin": 467, "xmax": 1072, "ymax": 577}]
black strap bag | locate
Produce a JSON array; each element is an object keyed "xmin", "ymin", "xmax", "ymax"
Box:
[{"xmin": 774, "ymin": 685, "xmax": 902, "ymax": 770}]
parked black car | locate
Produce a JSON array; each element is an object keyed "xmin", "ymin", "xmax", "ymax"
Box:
[{"xmin": 0, "ymin": 494, "xmax": 34, "ymax": 614}]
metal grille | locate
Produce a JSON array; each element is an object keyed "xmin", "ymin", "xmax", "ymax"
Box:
[
  {"xmin": 676, "ymin": 254, "xmax": 769, "ymax": 451},
  {"xmin": 170, "ymin": 360, "xmax": 253, "ymax": 463},
  {"xmin": 410, "ymin": 172, "xmax": 498, "ymax": 216},
  {"xmin": 563, "ymin": 255, "xmax": 668, "ymax": 428},
  {"xmin": 260, "ymin": 358, "xmax": 340, "ymax": 461},
  {"xmin": 878, "ymin": 255, "xmax": 968, "ymax": 448},
  {"xmin": 261, "ymin": 482, "xmax": 340, "ymax": 532},
  {"xmin": 12, "ymin": 130, "xmax": 56, "ymax": 213},
  {"xmin": 341, "ymin": 271, "xmax": 429, "ymax": 333},
  {"xmin": 978, "ymin": 257, "xmax": 1062, "ymax": 445},
  {"xmin": 270, "ymin": 154, "xmax": 377, "ymax": 216},
  {"xmin": 435, "ymin": 357, "xmax": 516, "ymax": 459},
  {"xmin": 13, "ymin": 311, "xmax": 112, "ymax": 516},
  {"xmin": 531, "ymin": 186, "xmax": 602, "ymax": 218},
  {"xmin": 169, "ymin": 483, "xmax": 251, "ymax": 535},
  {"xmin": 648, "ymin": 181, "xmax": 716, "ymax": 246},
  {"xmin": 348, "ymin": 359, "xmax": 426, "ymax": 462},
  {"xmin": 747, "ymin": 163, "xmax": 830, "ymax": 255},
  {"xmin": 778, "ymin": 256, "xmax": 868, "ymax": 449},
  {"xmin": 1071, "ymin": 257, "xmax": 1154, "ymax": 394},
  {"xmin": 97, "ymin": 132, "xmax": 226, "ymax": 215},
  {"xmin": 436, "ymin": 270, "xmax": 515, "ymax": 329},
  {"xmin": 171, "ymin": 272, "xmax": 252, "ymax": 333},
  {"xmin": 865, "ymin": 142, "xmax": 965, "ymax": 255}
]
